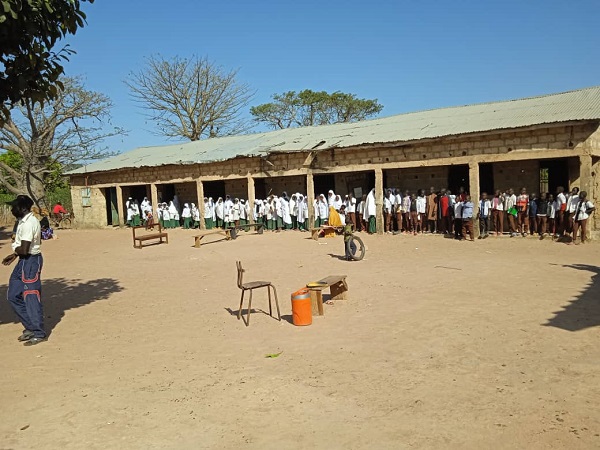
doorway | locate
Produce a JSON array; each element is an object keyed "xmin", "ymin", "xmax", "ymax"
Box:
[
  {"xmin": 314, "ymin": 174, "xmax": 335, "ymax": 197},
  {"xmin": 447, "ymin": 165, "xmax": 469, "ymax": 194},
  {"xmin": 539, "ymin": 158, "xmax": 569, "ymax": 194},
  {"xmin": 105, "ymin": 187, "xmax": 118, "ymax": 226},
  {"xmin": 479, "ymin": 163, "xmax": 494, "ymax": 195}
]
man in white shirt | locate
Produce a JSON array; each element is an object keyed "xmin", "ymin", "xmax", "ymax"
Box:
[
  {"xmin": 555, "ymin": 186, "xmax": 567, "ymax": 237},
  {"xmin": 3, "ymin": 195, "xmax": 44, "ymax": 345},
  {"xmin": 346, "ymin": 193, "xmax": 357, "ymax": 230}
]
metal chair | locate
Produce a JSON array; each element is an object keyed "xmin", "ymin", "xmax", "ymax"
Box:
[{"xmin": 236, "ymin": 261, "xmax": 281, "ymax": 326}]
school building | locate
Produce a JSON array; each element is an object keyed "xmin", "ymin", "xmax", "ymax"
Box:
[{"xmin": 68, "ymin": 86, "xmax": 600, "ymax": 236}]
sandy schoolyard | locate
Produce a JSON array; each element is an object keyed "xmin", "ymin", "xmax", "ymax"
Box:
[{"xmin": 0, "ymin": 227, "xmax": 599, "ymax": 449}]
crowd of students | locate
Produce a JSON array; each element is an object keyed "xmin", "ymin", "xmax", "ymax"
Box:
[{"xmin": 125, "ymin": 185, "xmax": 595, "ymax": 244}]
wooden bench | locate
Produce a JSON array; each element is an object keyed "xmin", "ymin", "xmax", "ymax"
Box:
[
  {"xmin": 193, "ymin": 229, "xmax": 232, "ymax": 248},
  {"xmin": 310, "ymin": 225, "xmax": 343, "ymax": 241},
  {"xmin": 307, "ymin": 275, "xmax": 348, "ymax": 316},
  {"xmin": 132, "ymin": 223, "xmax": 168, "ymax": 249},
  {"xmin": 228, "ymin": 222, "xmax": 264, "ymax": 235}
]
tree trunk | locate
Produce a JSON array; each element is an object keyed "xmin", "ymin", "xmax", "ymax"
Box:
[{"xmin": 24, "ymin": 169, "xmax": 48, "ymax": 211}]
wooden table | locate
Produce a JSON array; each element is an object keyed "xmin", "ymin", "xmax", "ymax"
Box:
[
  {"xmin": 307, "ymin": 275, "xmax": 348, "ymax": 316},
  {"xmin": 132, "ymin": 224, "xmax": 168, "ymax": 249}
]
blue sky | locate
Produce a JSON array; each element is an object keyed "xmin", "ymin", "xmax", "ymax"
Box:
[{"xmin": 62, "ymin": 0, "xmax": 600, "ymax": 154}]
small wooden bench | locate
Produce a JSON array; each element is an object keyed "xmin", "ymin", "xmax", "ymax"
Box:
[
  {"xmin": 310, "ymin": 225, "xmax": 343, "ymax": 241},
  {"xmin": 132, "ymin": 223, "xmax": 168, "ymax": 249},
  {"xmin": 228, "ymin": 222, "xmax": 264, "ymax": 234},
  {"xmin": 193, "ymin": 229, "xmax": 232, "ymax": 248},
  {"xmin": 307, "ymin": 275, "xmax": 348, "ymax": 316}
]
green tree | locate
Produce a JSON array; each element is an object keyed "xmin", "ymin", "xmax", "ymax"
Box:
[
  {"xmin": 0, "ymin": 0, "xmax": 94, "ymax": 125},
  {"xmin": 126, "ymin": 55, "xmax": 254, "ymax": 141},
  {"xmin": 0, "ymin": 77, "xmax": 123, "ymax": 208},
  {"xmin": 250, "ymin": 90, "xmax": 383, "ymax": 129}
]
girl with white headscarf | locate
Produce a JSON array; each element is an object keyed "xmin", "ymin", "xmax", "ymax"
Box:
[
  {"xmin": 191, "ymin": 203, "xmax": 200, "ymax": 228},
  {"xmin": 239, "ymin": 199, "xmax": 248, "ymax": 226},
  {"xmin": 297, "ymin": 194, "xmax": 307, "ymax": 231},
  {"xmin": 215, "ymin": 198, "xmax": 224, "ymax": 229},
  {"xmin": 203, "ymin": 198, "xmax": 212, "ymax": 229},
  {"xmin": 364, "ymin": 189, "xmax": 377, "ymax": 234},
  {"xmin": 168, "ymin": 201, "xmax": 179, "ymax": 228},
  {"xmin": 162, "ymin": 203, "xmax": 171, "ymax": 229},
  {"xmin": 181, "ymin": 203, "xmax": 192, "ymax": 229},
  {"xmin": 232, "ymin": 198, "xmax": 241, "ymax": 226},
  {"xmin": 280, "ymin": 195, "xmax": 292, "ymax": 230}
]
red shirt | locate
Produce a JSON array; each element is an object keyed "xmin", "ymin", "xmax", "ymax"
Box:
[
  {"xmin": 53, "ymin": 204, "xmax": 67, "ymax": 214},
  {"xmin": 440, "ymin": 196, "xmax": 450, "ymax": 217}
]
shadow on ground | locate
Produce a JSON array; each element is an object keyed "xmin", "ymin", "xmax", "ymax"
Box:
[
  {"xmin": 0, "ymin": 277, "xmax": 123, "ymax": 336},
  {"xmin": 544, "ymin": 264, "xmax": 600, "ymax": 331}
]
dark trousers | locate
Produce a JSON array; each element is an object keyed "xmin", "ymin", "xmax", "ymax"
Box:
[
  {"xmin": 492, "ymin": 209, "xmax": 504, "ymax": 234},
  {"xmin": 454, "ymin": 218, "xmax": 462, "ymax": 239},
  {"xmin": 479, "ymin": 216, "xmax": 490, "ymax": 235},
  {"xmin": 8, "ymin": 255, "xmax": 44, "ymax": 338}
]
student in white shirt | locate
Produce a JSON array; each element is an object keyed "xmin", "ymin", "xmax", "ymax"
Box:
[
  {"xmin": 3, "ymin": 195, "xmax": 45, "ymax": 345},
  {"xmin": 416, "ymin": 190, "xmax": 427, "ymax": 234},
  {"xmin": 357, "ymin": 194, "xmax": 366, "ymax": 232},
  {"xmin": 555, "ymin": 186, "xmax": 567, "ymax": 237},
  {"xmin": 566, "ymin": 187, "xmax": 580, "ymax": 235},
  {"xmin": 317, "ymin": 194, "xmax": 329, "ymax": 226},
  {"xmin": 346, "ymin": 193, "xmax": 357, "ymax": 230},
  {"xmin": 478, "ymin": 192, "xmax": 492, "ymax": 238},
  {"xmin": 572, "ymin": 191, "xmax": 595, "ymax": 244},
  {"xmin": 383, "ymin": 190, "xmax": 393, "ymax": 233}
]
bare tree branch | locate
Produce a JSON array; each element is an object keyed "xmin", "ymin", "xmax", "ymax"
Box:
[{"xmin": 125, "ymin": 55, "xmax": 254, "ymax": 141}]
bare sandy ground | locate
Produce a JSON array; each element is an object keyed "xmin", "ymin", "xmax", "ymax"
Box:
[{"xmin": 0, "ymin": 227, "xmax": 599, "ymax": 449}]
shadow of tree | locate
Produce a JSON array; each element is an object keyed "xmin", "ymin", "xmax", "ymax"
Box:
[
  {"xmin": 544, "ymin": 264, "xmax": 600, "ymax": 331},
  {"xmin": 0, "ymin": 277, "xmax": 123, "ymax": 336}
]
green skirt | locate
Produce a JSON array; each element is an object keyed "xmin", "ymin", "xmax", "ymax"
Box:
[{"xmin": 368, "ymin": 216, "xmax": 376, "ymax": 233}]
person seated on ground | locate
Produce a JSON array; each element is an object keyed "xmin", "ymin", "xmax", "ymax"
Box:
[
  {"xmin": 328, "ymin": 206, "xmax": 343, "ymax": 227},
  {"xmin": 40, "ymin": 216, "xmax": 54, "ymax": 240}
]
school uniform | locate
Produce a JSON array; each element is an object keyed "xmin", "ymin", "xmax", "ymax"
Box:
[
  {"xmin": 402, "ymin": 196, "xmax": 411, "ymax": 232},
  {"xmin": 346, "ymin": 197, "xmax": 357, "ymax": 229},
  {"xmin": 416, "ymin": 196, "xmax": 426, "ymax": 233},
  {"xmin": 461, "ymin": 201, "xmax": 475, "ymax": 240},
  {"xmin": 317, "ymin": 200, "xmax": 329, "ymax": 227},
  {"xmin": 426, "ymin": 193, "xmax": 438, "ymax": 233},
  {"xmin": 566, "ymin": 194, "xmax": 580, "ymax": 234},
  {"xmin": 573, "ymin": 199, "xmax": 595, "ymax": 243},
  {"xmin": 536, "ymin": 198, "xmax": 549, "ymax": 236},
  {"xmin": 453, "ymin": 201, "xmax": 463, "ymax": 239},
  {"xmin": 409, "ymin": 198, "xmax": 418, "ymax": 234},
  {"xmin": 384, "ymin": 197, "xmax": 393, "ymax": 232},
  {"xmin": 504, "ymin": 194, "xmax": 517, "ymax": 235},
  {"xmin": 556, "ymin": 192, "xmax": 567, "ymax": 235},
  {"xmin": 479, "ymin": 199, "xmax": 492, "ymax": 236},
  {"xmin": 181, "ymin": 204, "xmax": 192, "ymax": 229},
  {"xmin": 548, "ymin": 200, "xmax": 557, "ymax": 235},
  {"xmin": 528, "ymin": 198, "xmax": 538, "ymax": 235},
  {"xmin": 515, "ymin": 194, "xmax": 529, "ymax": 235},
  {"xmin": 492, "ymin": 195, "xmax": 504, "ymax": 236},
  {"xmin": 364, "ymin": 190, "xmax": 377, "ymax": 233},
  {"xmin": 394, "ymin": 193, "xmax": 403, "ymax": 232},
  {"xmin": 204, "ymin": 201, "xmax": 213, "ymax": 229},
  {"xmin": 357, "ymin": 200, "xmax": 365, "ymax": 232}
]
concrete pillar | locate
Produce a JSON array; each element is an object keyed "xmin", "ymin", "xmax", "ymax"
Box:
[
  {"xmin": 150, "ymin": 183, "xmax": 158, "ymax": 213},
  {"xmin": 115, "ymin": 185, "xmax": 124, "ymax": 227},
  {"xmin": 247, "ymin": 175, "xmax": 256, "ymax": 224},
  {"xmin": 307, "ymin": 171, "xmax": 315, "ymax": 227},
  {"xmin": 579, "ymin": 154, "xmax": 592, "ymax": 194},
  {"xmin": 375, "ymin": 168, "xmax": 384, "ymax": 234},
  {"xmin": 196, "ymin": 180, "xmax": 206, "ymax": 230},
  {"xmin": 469, "ymin": 161, "xmax": 480, "ymax": 238}
]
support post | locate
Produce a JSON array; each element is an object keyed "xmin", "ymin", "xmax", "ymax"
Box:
[
  {"xmin": 196, "ymin": 179, "xmax": 206, "ymax": 230},
  {"xmin": 579, "ymin": 154, "xmax": 592, "ymax": 194},
  {"xmin": 469, "ymin": 161, "xmax": 480, "ymax": 238},
  {"xmin": 116, "ymin": 185, "xmax": 124, "ymax": 227},
  {"xmin": 307, "ymin": 171, "xmax": 315, "ymax": 227},
  {"xmin": 375, "ymin": 168, "xmax": 384, "ymax": 235},
  {"xmin": 150, "ymin": 183, "xmax": 158, "ymax": 214},
  {"xmin": 247, "ymin": 175, "xmax": 256, "ymax": 224}
]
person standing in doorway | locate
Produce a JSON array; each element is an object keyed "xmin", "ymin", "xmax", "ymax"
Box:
[
  {"xmin": 555, "ymin": 186, "xmax": 567, "ymax": 238},
  {"xmin": 478, "ymin": 192, "xmax": 491, "ymax": 239},
  {"xmin": 426, "ymin": 187, "xmax": 438, "ymax": 233},
  {"xmin": 3, "ymin": 195, "xmax": 45, "ymax": 346}
]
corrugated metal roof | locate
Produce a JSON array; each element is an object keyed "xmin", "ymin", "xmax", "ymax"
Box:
[{"xmin": 69, "ymin": 86, "xmax": 600, "ymax": 175}]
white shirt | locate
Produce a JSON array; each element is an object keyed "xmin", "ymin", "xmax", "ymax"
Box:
[
  {"xmin": 504, "ymin": 194, "xmax": 516, "ymax": 210},
  {"xmin": 567, "ymin": 195, "xmax": 580, "ymax": 213},
  {"xmin": 575, "ymin": 200, "xmax": 594, "ymax": 221},
  {"xmin": 416, "ymin": 196, "xmax": 426, "ymax": 214},
  {"xmin": 13, "ymin": 212, "xmax": 41, "ymax": 255},
  {"xmin": 479, "ymin": 199, "xmax": 492, "ymax": 217},
  {"xmin": 347, "ymin": 198, "xmax": 356, "ymax": 213},
  {"xmin": 556, "ymin": 193, "xmax": 567, "ymax": 210}
]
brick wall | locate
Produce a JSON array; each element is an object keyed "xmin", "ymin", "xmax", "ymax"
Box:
[{"xmin": 70, "ymin": 123, "xmax": 600, "ymax": 229}]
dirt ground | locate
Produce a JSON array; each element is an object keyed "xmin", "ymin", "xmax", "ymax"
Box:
[{"xmin": 0, "ymin": 226, "xmax": 599, "ymax": 449}]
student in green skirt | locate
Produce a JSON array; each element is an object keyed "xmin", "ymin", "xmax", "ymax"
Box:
[
  {"xmin": 204, "ymin": 197, "xmax": 213, "ymax": 229},
  {"xmin": 215, "ymin": 197, "xmax": 224, "ymax": 229},
  {"xmin": 364, "ymin": 189, "xmax": 377, "ymax": 234},
  {"xmin": 182, "ymin": 203, "xmax": 192, "ymax": 229}
]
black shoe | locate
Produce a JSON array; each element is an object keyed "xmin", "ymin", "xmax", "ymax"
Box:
[
  {"xmin": 18, "ymin": 331, "xmax": 34, "ymax": 342},
  {"xmin": 24, "ymin": 337, "xmax": 46, "ymax": 346}
]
